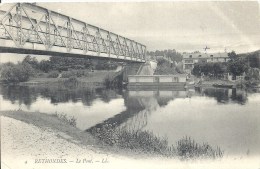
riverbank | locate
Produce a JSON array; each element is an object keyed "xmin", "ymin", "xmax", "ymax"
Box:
[
  {"xmin": 19, "ymin": 71, "xmax": 118, "ymax": 88},
  {"xmin": 0, "ymin": 110, "xmax": 163, "ymax": 159},
  {"xmin": 1, "ymin": 111, "xmax": 259, "ymax": 169},
  {"xmin": 199, "ymin": 79, "xmax": 235, "ymax": 87}
]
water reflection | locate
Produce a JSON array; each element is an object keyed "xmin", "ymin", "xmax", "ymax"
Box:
[
  {"xmin": 198, "ymin": 88, "xmax": 248, "ymax": 105},
  {"xmin": 87, "ymin": 88, "xmax": 260, "ymax": 156},
  {"xmin": 0, "ymin": 85, "xmax": 121, "ymax": 107},
  {"xmin": 0, "ymin": 85, "xmax": 259, "ymax": 156},
  {"xmin": 0, "ymin": 85, "xmax": 126, "ymax": 130}
]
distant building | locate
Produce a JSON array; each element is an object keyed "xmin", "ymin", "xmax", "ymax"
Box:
[{"xmin": 182, "ymin": 52, "xmax": 229, "ymax": 72}]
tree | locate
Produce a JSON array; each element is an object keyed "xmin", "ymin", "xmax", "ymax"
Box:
[
  {"xmin": 147, "ymin": 49, "xmax": 183, "ymax": 62},
  {"xmin": 22, "ymin": 55, "xmax": 39, "ymax": 70},
  {"xmin": 227, "ymin": 51, "xmax": 249, "ymax": 76},
  {"xmin": 38, "ymin": 60, "xmax": 52, "ymax": 73},
  {"xmin": 192, "ymin": 62, "xmax": 227, "ymax": 78},
  {"xmin": 228, "ymin": 51, "xmax": 238, "ymax": 61},
  {"xmin": 246, "ymin": 51, "xmax": 260, "ymax": 68},
  {"xmin": 49, "ymin": 56, "xmax": 91, "ymax": 71},
  {"xmin": 0, "ymin": 62, "xmax": 35, "ymax": 83}
]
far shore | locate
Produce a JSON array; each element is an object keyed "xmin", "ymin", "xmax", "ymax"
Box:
[{"xmin": 17, "ymin": 70, "xmax": 119, "ymax": 88}]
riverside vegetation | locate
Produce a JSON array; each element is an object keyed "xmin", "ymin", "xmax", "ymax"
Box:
[
  {"xmin": 89, "ymin": 123, "xmax": 224, "ymax": 159},
  {"xmin": 0, "ymin": 55, "xmax": 119, "ymax": 86},
  {"xmin": 192, "ymin": 51, "xmax": 260, "ymax": 87}
]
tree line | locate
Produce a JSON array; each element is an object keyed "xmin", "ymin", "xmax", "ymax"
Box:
[
  {"xmin": 0, "ymin": 55, "xmax": 118, "ymax": 83},
  {"xmin": 192, "ymin": 51, "xmax": 260, "ymax": 81},
  {"xmin": 147, "ymin": 49, "xmax": 183, "ymax": 62}
]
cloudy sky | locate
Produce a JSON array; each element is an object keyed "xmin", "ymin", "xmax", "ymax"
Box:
[
  {"xmin": 0, "ymin": 1, "xmax": 260, "ymax": 62},
  {"xmin": 38, "ymin": 1, "xmax": 260, "ymax": 53}
]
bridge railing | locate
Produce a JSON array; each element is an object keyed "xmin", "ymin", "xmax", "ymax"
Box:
[{"xmin": 0, "ymin": 3, "xmax": 146, "ymax": 62}]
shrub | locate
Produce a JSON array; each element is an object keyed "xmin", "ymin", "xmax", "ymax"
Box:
[
  {"xmin": 89, "ymin": 124, "xmax": 224, "ymax": 159},
  {"xmin": 47, "ymin": 71, "xmax": 59, "ymax": 78},
  {"xmin": 54, "ymin": 112, "xmax": 76, "ymax": 127},
  {"xmin": 61, "ymin": 70, "xmax": 89, "ymax": 78},
  {"xmin": 61, "ymin": 71, "xmax": 74, "ymax": 78},
  {"xmin": 177, "ymin": 137, "xmax": 223, "ymax": 159},
  {"xmin": 104, "ymin": 73, "xmax": 123, "ymax": 88},
  {"xmin": 64, "ymin": 76, "xmax": 79, "ymax": 88},
  {"xmin": 0, "ymin": 62, "xmax": 35, "ymax": 83},
  {"xmin": 154, "ymin": 58, "xmax": 177, "ymax": 75}
]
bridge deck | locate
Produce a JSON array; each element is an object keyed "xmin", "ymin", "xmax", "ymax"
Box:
[{"xmin": 0, "ymin": 3, "xmax": 146, "ymax": 62}]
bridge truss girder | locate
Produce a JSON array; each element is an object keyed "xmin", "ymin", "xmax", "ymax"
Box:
[{"xmin": 0, "ymin": 3, "xmax": 146, "ymax": 62}]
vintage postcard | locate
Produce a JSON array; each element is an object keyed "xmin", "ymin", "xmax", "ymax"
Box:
[{"xmin": 0, "ymin": 1, "xmax": 259, "ymax": 169}]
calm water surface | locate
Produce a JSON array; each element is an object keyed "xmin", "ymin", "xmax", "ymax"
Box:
[{"xmin": 0, "ymin": 85, "xmax": 259, "ymax": 157}]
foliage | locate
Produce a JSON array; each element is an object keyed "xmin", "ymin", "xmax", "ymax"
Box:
[
  {"xmin": 104, "ymin": 72, "xmax": 123, "ymax": 88},
  {"xmin": 49, "ymin": 56, "xmax": 91, "ymax": 71},
  {"xmin": 64, "ymin": 76, "xmax": 79, "ymax": 88},
  {"xmin": 147, "ymin": 49, "xmax": 183, "ymax": 62},
  {"xmin": 54, "ymin": 112, "xmax": 76, "ymax": 127},
  {"xmin": 192, "ymin": 62, "xmax": 226, "ymax": 78},
  {"xmin": 246, "ymin": 68, "xmax": 260, "ymax": 80},
  {"xmin": 61, "ymin": 69, "xmax": 89, "ymax": 78},
  {"xmin": 247, "ymin": 51, "xmax": 260, "ymax": 68},
  {"xmin": 22, "ymin": 55, "xmax": 39, "ymax": 70},
  {"xmin": 61, "ymin": 71, "xmax": 75, "ymax": 78},
  {"xmin": 21, "ymin": 55, "xmax": 92, "ymax": 72},
  {"xmin": 154, "ymin": 57, "xmax": 178, "ymax": 75},
  {"xmin": 227, "ymin": 51, "xmax": 238, "ymax": 61},
  {"xmin": 245, "ymin": 67, "xmax": 260, "ymax": 87},
  {"xmin": 177, "ymin": 137, "xmax": 223, "ymax": 159},
  {"xmin": 94, "ymin": 60, "xmax": 117, "ymax": 70},
  {"xmin": 239, "ymin": 50, "xmax": 260, "ymax": 68},
  {"xmin": 38, "ymin": 60, "xmax": 52, "ymax": 73},
  {"xmin": 227, "ymin": 51, "xmax": 249, "ymax": 76},
  {"xmin": 0, "ymin": 62, "xmax": 35, "ymax": 83},
  {"xmin": 89, "ymin": 123, "xmax": 223, "ymax": 159},
  {"xmin": 47, "ymin": 70, "xmax": 60, "ymax": 78}
]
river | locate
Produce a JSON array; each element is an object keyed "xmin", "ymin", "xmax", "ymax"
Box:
[{"xmin": 0, "ymin": 84, "xmax": 259, "ymax": 157}]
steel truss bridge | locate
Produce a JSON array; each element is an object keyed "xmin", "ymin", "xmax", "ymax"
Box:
[{"xmin": 0, "ymin": 3, "xmax": 146, "ymax": 62}]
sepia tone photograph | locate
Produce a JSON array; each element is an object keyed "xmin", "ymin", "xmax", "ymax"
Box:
[{"xmin": 0, "ymin": 1, "xmax": 259, "ymax": 169}]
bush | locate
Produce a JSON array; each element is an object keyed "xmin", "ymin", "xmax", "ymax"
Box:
[
  {"xmin": 61, "ymin": 71, "xmax": 74, "ymax": 78},
  {"xmin": 54, "ymin": 112, "xmax": 76, "ymax": 127},
  {"xmin": 104, "ymin": 73, "xmax": 123, "ymax": 88},
  {"xmin": 61, "ymin": 70, "xmax": 89, "ymax": 78},
  {"xmin": 192, "ymin": 62, "xmax": 227, "ymax": 78},
  {"xmin": 64, "ymin": 76, "xmax": 79, "ymax": 88},
  {"xmin": 0, "ymin": 62, "xmax": 35, "ymax": 83},
  {"xmin": 177, "ymin": 137, "xmax": 223, "ymax": 159},
  {"xmin": 47, "ymin": 71, "xmax": 59, "ymax": 78},
  {"xmin": 89, "ymin": 124, "xmax": 224, "ymax": 159},
  {"xmin": 154, "ymin": 58, "xmax": 177, "ymax": 75}
]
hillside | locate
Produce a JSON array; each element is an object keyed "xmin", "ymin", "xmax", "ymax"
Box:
[
  {"xmin": 153, "ymin": 58, "xmax": 184, "ymax": 75},
  {"xmin": 238, "ymin": 50, "xmax": 260, "ymax": 68}
]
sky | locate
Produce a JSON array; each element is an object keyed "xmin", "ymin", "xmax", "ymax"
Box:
[
  {"xmin": 38, "ymin": 1, "xmax": 260, "ymax": 53},
  {"xmin": 0, "ymin": 1, "xmax": 260, "ymax": 62}
]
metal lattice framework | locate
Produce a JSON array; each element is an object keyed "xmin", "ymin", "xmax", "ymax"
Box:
[{"xmin": 0, "ymin": 3, "xmax": 146, "ymax": 62}]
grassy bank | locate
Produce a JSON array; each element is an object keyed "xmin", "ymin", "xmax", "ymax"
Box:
[
  {"xmin": 19, "ymin": 71, "xmax": 119, "ymax": 88},
  {"xmin": 1, "ymin": 110, "xmax": 223, "ymax": 160},
  {"xmin": 0, "ymin": 110, "xmax": 166, "ymax": 159}
]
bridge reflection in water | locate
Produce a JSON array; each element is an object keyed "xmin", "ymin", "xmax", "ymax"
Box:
[
  {"xmin": 1, "ymin": 84, "xmax": 257, "ymax": 155},
  {"xmin": 86, "ymin": 87, "xmax": 250, "ymax": 145},
  {"xmin": 86, "ymin": 89, "xmax": 187, "ymax": 133}
]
